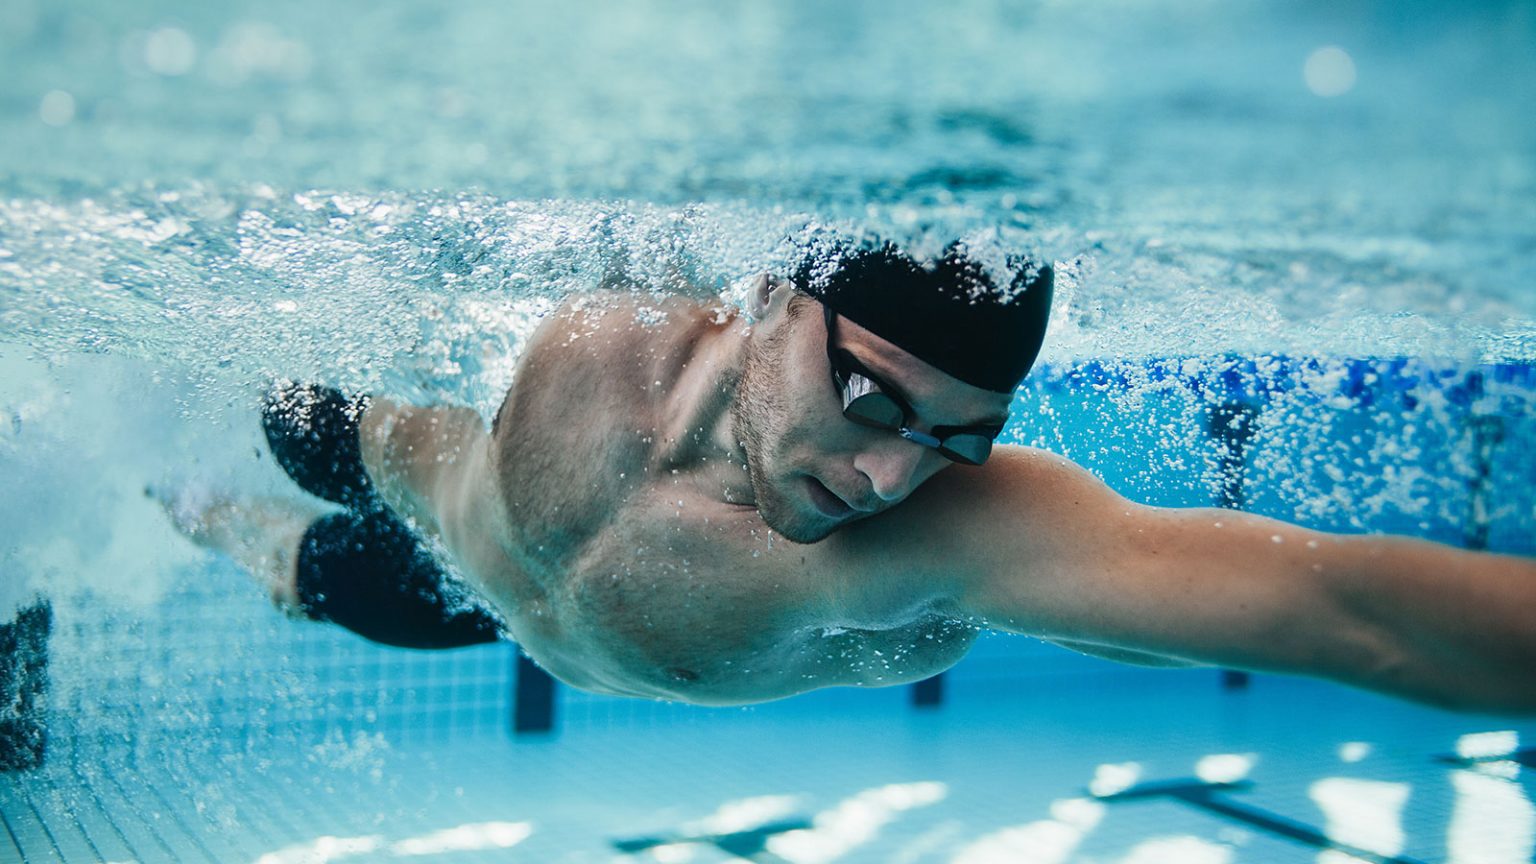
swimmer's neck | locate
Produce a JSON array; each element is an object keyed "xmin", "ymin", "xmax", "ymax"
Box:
[{"xmin": 652, "ymin": 304, "xmax": 755, "ymax": 504}]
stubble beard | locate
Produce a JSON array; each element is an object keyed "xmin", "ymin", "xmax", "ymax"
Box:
[{"xmin": 729, "ymin": 329, "xmax": 834, "ymax": 545}]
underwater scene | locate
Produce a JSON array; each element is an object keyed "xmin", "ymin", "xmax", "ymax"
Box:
[{"xmin": 2, "ymin": 0, "xmax": 1534, "ymax": 861}]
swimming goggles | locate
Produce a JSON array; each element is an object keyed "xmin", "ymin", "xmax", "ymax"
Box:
[{"xmin": 823, "ymin": 304, "xmax": 1001, "ymax": 465}]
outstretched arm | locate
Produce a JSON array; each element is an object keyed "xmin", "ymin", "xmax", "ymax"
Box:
[{"xmin": 927, "ymin": 447, "xmax": 1536, "ymax": 714}]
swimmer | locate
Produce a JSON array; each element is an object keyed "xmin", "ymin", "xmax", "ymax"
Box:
[{"xmin": 169, "ymin": 237, "xmax": 1536, "ymax": 713}]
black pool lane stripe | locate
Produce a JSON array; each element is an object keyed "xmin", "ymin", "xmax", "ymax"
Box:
[
  {"xmin": 1434, "ymin": 747, "xmax": 1536, "ymax": 769},
  {"xmin": 1094, "ymin": 779, "xmax": 1430, "ymax": 864},
  {"xmin": 612, "ymin": 816, "xmax": 813, "ymax": 861}
]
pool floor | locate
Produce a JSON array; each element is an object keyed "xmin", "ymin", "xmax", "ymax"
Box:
[{"xmin": 4, "ymin": 671, "xmax": 1533, "ymax": 863}]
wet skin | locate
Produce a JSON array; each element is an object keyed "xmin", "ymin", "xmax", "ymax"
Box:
[{"xmin": 356, "ymin": 279, "xmax": 1536, "ymax": 713}]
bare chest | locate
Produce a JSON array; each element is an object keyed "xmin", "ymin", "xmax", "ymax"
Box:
[
  {"xmin": 474, "ymin": 294, "xmax": 975, "ymax": 704},
  {"xmin": 515, "ymin": 499, "xmax": 976, "ymax": 705}
]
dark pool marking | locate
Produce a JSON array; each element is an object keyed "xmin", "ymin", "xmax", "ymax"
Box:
[
  {"xmin": 1434, "ymin": 747, "xmax": 1536, "ymax": 770},
  {"xmin": 912, "ymin": 672, "xmax": 944, "ymax": 707},
  {"xmin": 612, "ymin": 817, "xmax": 812, "ymax": 862},
  {"xmin": 0, "ymin": 600, "xmax": 51, "ymax": 772},
  {"xmin": 1461, "ymin": 413, "xmax": 1504, "ymax": 550},
  {"xmin": 1208, "ymin": 397, "xmax": 1261, "ymax": 691},
  {"xmin": 1094, "ymin": 779, "xmax": 1430, "ymax": 864},
  {"xmin": 512, "ymin": 653, "xmax": 556, "ymax": 735}
]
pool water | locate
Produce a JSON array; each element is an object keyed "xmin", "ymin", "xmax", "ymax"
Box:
[{"xmin": 3, "ymin": 0, "xmax": 1535, "ymax": 861}]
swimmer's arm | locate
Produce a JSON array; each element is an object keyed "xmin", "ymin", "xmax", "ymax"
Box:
[
  {"xmin": 1047, "ymin": 639, "xmax": 1201, "ymax": 668},
  {"xmin": 943, "ymin": 447, "xmax": 1536, "ymax": 715}
]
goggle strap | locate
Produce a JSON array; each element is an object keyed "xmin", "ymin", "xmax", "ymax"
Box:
[{"xmin": 897, "ymin": 427, "xmax": 942, "ymax": 448}]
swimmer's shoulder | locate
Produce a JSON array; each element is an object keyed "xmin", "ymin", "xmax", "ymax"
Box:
[
  {"xmin": 502, "ymin": 290, "xmax": 736, "ymax": 447},
  {"xmin": 906, "ymin": 444, "xmax": 1096, "ymax": 514},
  {"xmin": 487, "ymin": 291, "xmax": 728, "ymax": 558},
  {"xmin": 516, "ymin": 290, "xmax": 725, "ymax": 381}
]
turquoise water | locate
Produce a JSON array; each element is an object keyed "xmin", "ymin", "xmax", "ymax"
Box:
[
  {"xmin": 3, "ymin": 0, "xmax": 1535, "ymax": 366},
  {"xmin": 3, "ymin": 0, "xmax": 1533, "ymax": 542},
  {"xmin": 3, "ymin": 0, "xmax": 1536, "ymax": 861}
]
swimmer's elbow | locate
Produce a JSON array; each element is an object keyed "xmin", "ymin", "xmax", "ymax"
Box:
[{"xmin": 1358, "ymin": 647, "xmax": 1536, "ymax": 717}]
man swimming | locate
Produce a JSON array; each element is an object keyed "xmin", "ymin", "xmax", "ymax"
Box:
[{"xmin": 168, "ymin": 237, "xmax": 1536, "ymax": 713}]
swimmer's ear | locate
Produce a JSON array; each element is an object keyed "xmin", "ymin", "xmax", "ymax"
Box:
[{"xmin": 746, "ymin": 272, "xmax": 779, "ymax": 320}]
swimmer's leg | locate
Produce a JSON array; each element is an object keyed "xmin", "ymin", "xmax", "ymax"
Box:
[
  {"xmin": 154, "ymin": 489, "xmax": 319, "ymax": 613},
  {"xmin": 355, "ymin": 396, "xmax": 491, "ymax": 536},
  {"xmin": 261, "ymin": 383, "xmax": 378, "ymax": 510},
  {"xmin": 296, "ymin": 509, "xmax": 503, "ymax": 649},
  {"xmin": 263, "ymin": 382, "xmax": 491, "ymax": 537},
  {"xmin": 157, "ymin": 490, "xmax": 501, "ymax": 648}
]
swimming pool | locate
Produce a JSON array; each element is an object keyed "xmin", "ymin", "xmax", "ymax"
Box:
[{"xmin": 3, "ymin": 0, "xmax": 1534, "ymax": 860}]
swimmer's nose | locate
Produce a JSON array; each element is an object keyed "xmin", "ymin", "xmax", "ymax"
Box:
[{"xmin": 852, "ymin": 440, "xmax": 927, "ymax": 504}]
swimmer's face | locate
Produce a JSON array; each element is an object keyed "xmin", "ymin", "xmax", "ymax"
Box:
[{"xmin": 731, "ymin": 280, "xmax": 1014, "ymax": 543}]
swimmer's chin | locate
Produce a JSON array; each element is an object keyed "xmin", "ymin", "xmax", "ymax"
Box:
[
  {"xmin": 747, "ymin": 477, "xmax": 862, "ymax": 544},
  {"xmin": 757, "ymin": 505, "xmax": 855, "ymax": 545},
  {"xmin": 778, "ymin": 525, "xmax": 838, "ymax": 545}
]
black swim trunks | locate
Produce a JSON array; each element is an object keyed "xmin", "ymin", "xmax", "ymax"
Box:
[{"xmin": 262, "ymin": 383, "xmax": 502, "ymax": 649}]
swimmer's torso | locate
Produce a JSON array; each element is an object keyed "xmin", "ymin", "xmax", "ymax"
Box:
[{"xmin": 447, "ymin": 293, "xmax": 976, "ymax": 705}]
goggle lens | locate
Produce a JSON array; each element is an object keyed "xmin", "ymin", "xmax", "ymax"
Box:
[
  {"xmin": 827, "ymin": 310, "xmax": 998, "ymax": 466},
  {"xmin": 843, "ymin": 391, "xmax": 906, "ymax": 430},
  {"xmin": 937, "ymin": 434, "xmax": 993, "ymax": 466}
]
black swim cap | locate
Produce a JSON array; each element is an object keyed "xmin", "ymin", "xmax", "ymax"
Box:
[{"xmin": 790, "ymin": 238, "xmax": 1053, "ymax": 393}]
